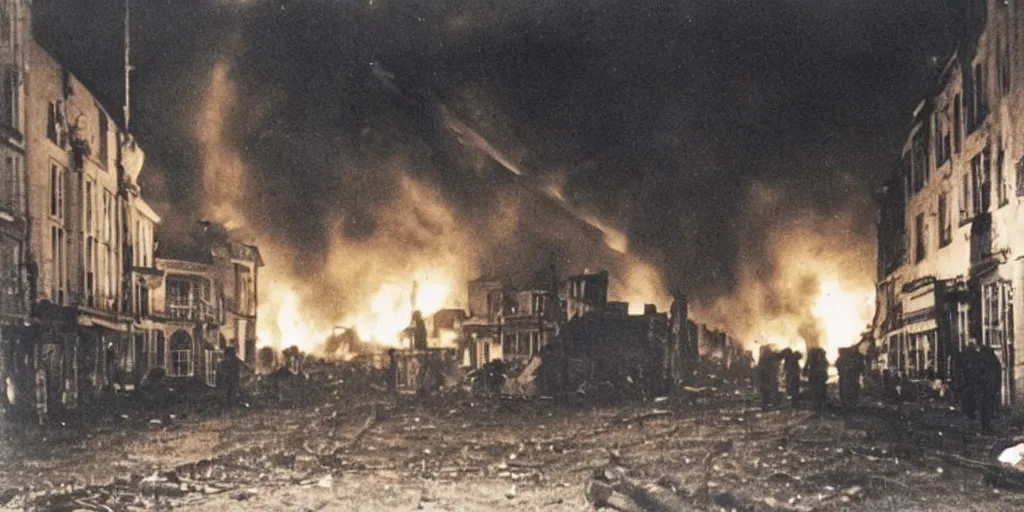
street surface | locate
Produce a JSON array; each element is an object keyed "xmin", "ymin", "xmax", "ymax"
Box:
[{"xmin": 2, "ymin": 365, "xmax": 1024, "ymax": 511}]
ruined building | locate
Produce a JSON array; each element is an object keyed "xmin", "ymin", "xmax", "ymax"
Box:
[
  {"xmin": 461, "ymin": 275, "xmax": 561, "ymax": 368},
  {"xmin": 874, "ymin": 0, "xmax": 1024, "ymax": 406}
]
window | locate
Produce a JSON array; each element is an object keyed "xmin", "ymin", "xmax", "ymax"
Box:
[
  {"xmin": 97, "ymin": 108, "xmax": 108, "ymax": 166},
  {"xmin": 169, "ymin": 330, "xmax": 193, "ymax": 377},
  {"xmin": 50, "ymin": 163, "xmax": 64, "ymax": 220},
  {"xmin": 1001, "ymin": 38, "xmax": 1012, "ymax": 95},
  {"xmin": 106, "ymin": 243, "xmax": 116, "ymax": 310},
  {"xmin": 0, "ymin": 235, "xmax": 21, "ymax": 314},
  {"xmin": 911, "ymin": 129, "xmax": 929, "ymax": 193},
  {"xmin": 997, "ymin": 148, "xmax": 1007, "ymax": 206},
  {"xmin": 982, "ymin": 147, "xmax": 992, "ymax": 212},
  {"xmin": 915, "ymin": 213, "xmax": 926, "ymax": 263},
  {"xmin": 0, "ymin": 68, "xmax": 18, "ymax": 131},
  {"xmin": 85, "ymin": 236, "xmax": 94, "ymax": 307},
  {"xmin": 84, "ymin": 181, "xmax": 93, "ymax": 232},
  {"xmin": 961, "ymin": 172, "xmax": 971, "ymax": 223},
  {"xmin": 47, "ymin": 101, "xmax": 63, "ymax": 145},
  {"xmin": 1017, "ymin": 157, "xmax": 1024, "ymax": 197},
  {"xmin": 970, "ymin": 150, "xmax": 991, "ymax": 216},
  {"xmin": 982, "ymin": 281, "xmax": 1014, "ymax": 351},
  {"xmin": 0, "ymin": 151, "xmax": 21, "ymax": 213},
  {"xmin": 953, "ymin": 94, "xmax": 962, "ymax": 153},
  {"xmin": 934, "ymin": 116, "xmax": 950, "ymax": 166},
  {"xmin": 532, "ymin": 294, "xmax": 545, "ymax": 318},
  {"xmin": 967, "ymin": 63, "xmax": 988, "ymax": 133},
  {"xmin": 138, "ymin": 283, "xmax": 149, "ymax": 317},
  {"xmin": 171, "ymin": 350, "xmax": 192, "ymax": 377},
  {"xmin": 51, "ymin": 225, "xmax": 64, "ymax": 304},
  {"xmin": 132, "ymin": 333, "xmax": 145, "ymax": 374},
  {"xmin": 938, "ymin": 192, "xmax": 952, "ymax": 247},
  {"xmin": 102, "ymin": 190, "xmax": 112, "ymax": 243},
  {"xmin": 155, "ymin": 330, "xmax": 166, "ymax": 369},
  {"xmin": 134, "ymin": 220, "xmax": 141, "ymax": 266},
  {"xmin": 204, "ymin": 350, "xmax": 222, "ymax": 387}
]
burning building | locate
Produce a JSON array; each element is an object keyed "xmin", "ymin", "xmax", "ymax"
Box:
[
  {"xmin": 461, "ymin": 275, "xmax": 561, "ymax": 369},
  {"xmin": 873, "ymin": 0, "xmax": 1024, "ymax": 407}
]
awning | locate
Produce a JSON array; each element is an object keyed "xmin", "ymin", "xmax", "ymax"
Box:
[
  {"xmin": 904, "ymin": 285, "xmax": 936, "ymax": 313},
  {"xmin": 78, "ymin": 316, "xmax": 129, "ymax": 332},
  {"xmin": 905, "ymin": 318, "xmax": 938, "ymax": 335}
]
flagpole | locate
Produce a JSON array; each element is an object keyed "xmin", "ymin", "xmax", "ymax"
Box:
[{"xmin": 123, "ymin": 0, "xmax": 132, "ymax": 131}]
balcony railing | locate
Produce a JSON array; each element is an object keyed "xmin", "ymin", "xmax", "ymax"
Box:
[{"xmin": 166, "ymin": 298, "xmax": 216, "ymax": 322}]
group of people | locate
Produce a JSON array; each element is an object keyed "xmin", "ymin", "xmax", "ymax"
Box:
[
  {"xmin": 757, "ymin": 340, "xmax": 1006, "ymax": 432},
  {"xmin": 757, "ymin": 346, "xmax": 863, "ymax": 413}
]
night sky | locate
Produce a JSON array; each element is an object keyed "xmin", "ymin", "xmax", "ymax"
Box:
[{"xmin": 33, "ymin": 0, "xmax": 963, "ymax": 310}]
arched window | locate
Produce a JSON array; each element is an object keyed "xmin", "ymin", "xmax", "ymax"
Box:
[{"xmin": 169, "ymin": 330, "xmax": 193, "ymax": 377}]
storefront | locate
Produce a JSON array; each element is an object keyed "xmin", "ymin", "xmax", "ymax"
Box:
[{"xmin": 902, "ymin": 279, "xmax": 939, "ymax": 379}]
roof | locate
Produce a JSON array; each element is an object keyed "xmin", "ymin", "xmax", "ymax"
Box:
[
  {"xmin": 134, "ymin": 197, "xmax": 161, "ymax": 223},
  {"xmin": 154, "ymin": 224, "xmax": 212, "ymax": 264}
]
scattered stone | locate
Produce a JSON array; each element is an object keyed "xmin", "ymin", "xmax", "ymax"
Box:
[{"xmin": 231, "ymin": 488, "xmax": 259, "ymax": 501}]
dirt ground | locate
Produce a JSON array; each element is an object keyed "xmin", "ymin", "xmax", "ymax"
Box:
[{"xmin": 3, "ymin": 368, "xmax": 1024, "ymax": 511}]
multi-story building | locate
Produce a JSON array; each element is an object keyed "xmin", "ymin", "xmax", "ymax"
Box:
[
  {"xmin": 563, "ymin": 270, "xmax": 609, "ymax": 320},
  {"xmin": 874, "ymin": 0, "xmax": 1024, "ymax": 406},
  {"xmin": 461, "ymin": 276, "xmax": 560, "ymax": 368},
  {"xmin": 149, "ymin": 224, "xmax": 263, "ymax": 382},
  {"xmin": 0, "ymin": 1, "xmax": 265, "ymax": 422},
  {"xmin": 0, "ymin": 0, "xmax": 30, "ymax": 415},
  {"xmin": 210, "ymin": 236, "xmax": 262, "ymax": 365}
]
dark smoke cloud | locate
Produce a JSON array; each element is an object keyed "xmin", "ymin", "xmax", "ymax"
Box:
[{"xmin": 34, "ymin": 0, "xmax": 960, "ymax": 320}]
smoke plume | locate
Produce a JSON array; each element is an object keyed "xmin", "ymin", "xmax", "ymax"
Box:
[
  {"xmin": 691, "ymin": 180, "xmax": 877, "ymax": 360},
  {"xmin": 30, "ymin": 0, "xmax": 961, "ymax": 356}
]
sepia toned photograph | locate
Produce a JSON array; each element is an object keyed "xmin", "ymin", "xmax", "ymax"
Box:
[{"xmin": 1, "ymin": 0, "xmax": 1024, "ymax": 510}]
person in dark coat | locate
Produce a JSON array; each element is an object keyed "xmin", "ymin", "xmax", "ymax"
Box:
[
  {"xmin": 781, "ymin": 348, "xmax": 803, "ymax": 401},
  {"xmin": 411, "ymin": 311, "xmax": 428, "ymax": 351},
  {"xmin": 386, "ymin": 348, "xmax": 399, "ymax": 394},
  {"xmin": 758, "ymin": 347, "xmax": 782, "ymax": 411},
  {"xmin": 836, "ymin": 347, "xmax": 864, "ymax": 409},
  {"xmin": 738, "ymin": 350, "xmax": 755, "ymax": 389},
  {"xmin": 978, "ymin": 345, "xmax": 1001, "ymax": 432},
  {"xmin": 217, "ymin": 347, "xmax": 243, "ymax": 407},
  {"xmin": 961, "ymin": 343, "xmax": 981, "ymax": 420},
  {"xmin": 949, "ymin": 347, "xmax": 965, "ymax": 402},
  {"xmin": 804, "ymin": 348, "xmax": 829, "ymax": 412}
]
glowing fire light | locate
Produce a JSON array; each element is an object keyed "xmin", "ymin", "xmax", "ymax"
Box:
[
  {"xmin": 811, "ymin": 278, "xmax": 874, "ymax": 361},
  {"xmin": 257, "ymin": 284, "xmax": 333, "ymax": 353},
  {"xmin": 344, "ymin": 277, "xmax": 452, "ymax": 347}
]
